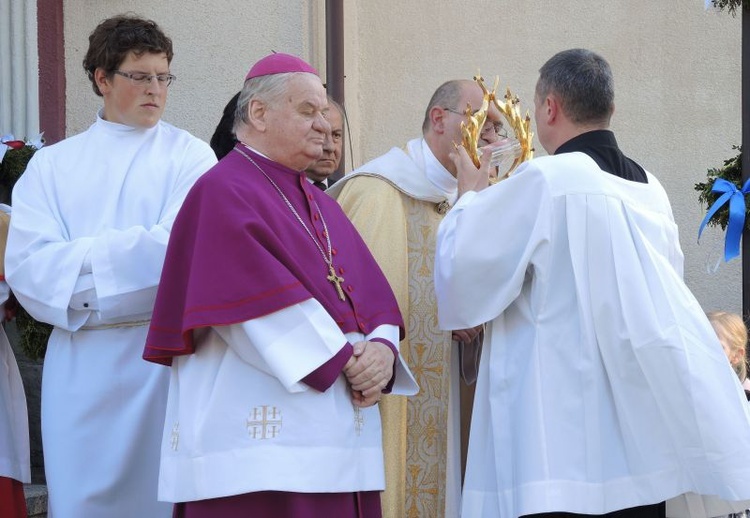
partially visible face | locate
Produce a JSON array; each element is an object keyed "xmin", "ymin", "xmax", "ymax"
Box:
[
  {"xmin": 97, "ymin": 51, "xmax": 170, "ymax": 129},
  {"xmin": 441, "ymin": 82, "xmax": 505, "ymax": 150},
  {"xmin": 720, "ymin": 335, "xmax": 744, "ymax": 368},
  {"xmin": 442, "ymin": 83, "xmax": 481, "ymax": 150},
  {"xmin": 306, "ymin": 106, "xmax": 343, "ymax": 182},
  {"xmin": 480, "ymin": 101, "xmax": 504, "ymax": 147},
  {"xmin": 711, "ymin": 324, "xmax": 745, "ymax": 368},
  {"xmin": 533, "ymin": 86, "xmax": 551, "ymax": 154},
  {"xmin": 264, "ymin": 73, "xmax": 329, "ymax": 171}
]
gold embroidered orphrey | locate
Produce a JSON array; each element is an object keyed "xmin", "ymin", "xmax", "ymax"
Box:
[
  {"xmin": 247, "ymin": 405, "xmax": 283, "ymax": 439},
  {"xmin": 458, "ymin": 73, "xmax": 534, "ymax": 181},
  {"xmin": 234, "ymin": 144, "xmax": 347, "ymax": 301},
  {"xmin": 403, "ymin": 198, "xmax": 454, "ymax": 517}
]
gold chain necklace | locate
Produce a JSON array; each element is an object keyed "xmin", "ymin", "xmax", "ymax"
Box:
[{"xmin": 234, "ymin": 144, "xmax": 346, "ymax": 301}]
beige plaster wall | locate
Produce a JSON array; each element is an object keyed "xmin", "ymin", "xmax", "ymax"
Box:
[
  {"xmin": 64, "ymin": 1, "xmax": 320, "ymax": 140},
  {"xmin": 349, "ymin": 1, "xmax": 742, "ymax": 316},
  {"xmin": 63, "ymin": 1, "xmax": 743, "ymax": 314}
]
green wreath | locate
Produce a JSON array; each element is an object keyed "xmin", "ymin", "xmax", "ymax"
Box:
[
  {"xmin": 695, "ymin": 146, "xmax": 745, "ymax": 231},
  {"xmin": 1, "ymin": 138, "xmax": 53, "ymax": 360},
  {"xmin": 707, "ymin": 0, "xmax": 747, "ymax": 14}
]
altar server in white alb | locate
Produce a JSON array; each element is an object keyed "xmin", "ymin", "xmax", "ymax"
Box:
[
  {"xmin": 434, "ymin": 48, "xmax": 750, "ymax": 518},
  {"xmin": 5, "ymin": 15, "xmax": 216, "ymax": 518},
  {"xmin": 0, "ymin": 205, "xmax": 30, "ymax": 518}
]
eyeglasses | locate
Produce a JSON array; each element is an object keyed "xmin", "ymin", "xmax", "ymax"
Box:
[
  {"xmin": 442, "ymin": 107, "xmax": 507, "ymax": 138},
  {"xmin": 113, "ymin": 70, "xmax": 176, "ymax": 87}
]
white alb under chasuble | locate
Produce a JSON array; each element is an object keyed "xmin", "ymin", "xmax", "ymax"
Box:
[{"xmin": 5, "ymin": 114, "xmax": 216, "ymax": 518}]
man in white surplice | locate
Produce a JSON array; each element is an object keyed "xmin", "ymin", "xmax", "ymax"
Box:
[
  {"xmin": 434, "ymin": 48, "xmax": 750, "ymax": 518},
  {"xmin": 4, "ymin": 15, "xmax": 216, "ymax": 518}
]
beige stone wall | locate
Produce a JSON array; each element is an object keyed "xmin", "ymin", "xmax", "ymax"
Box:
[
  {"xmin": 63, "ymin": 1, "xmax": 323, "ymax": 140},
  {"xmin": 63, "ymin": 1, "xmax": 743, "ymax": 313}
]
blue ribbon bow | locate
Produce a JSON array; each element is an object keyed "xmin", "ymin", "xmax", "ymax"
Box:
[{"xmin": 698, "ymin": 177, "xmax": 750, "ymax": 262}]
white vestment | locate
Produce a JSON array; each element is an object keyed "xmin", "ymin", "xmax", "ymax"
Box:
[
  {"xmin": 5, "ymin": 114, "xmax": 216, "ymax": 518},
  {"xmin": 331, "ymin": 137, "xmax": 459, "ymax": 207},
  {"xmin": 159, "ymin": 300, "xmax": 417, "ymax": 503},
  {"xmin": 435, "ymin": 152, "xmax": 750, "ymax": 518},
  {"xmin": 0, "ymin": 277, "xmax": 30, "ymax": 485}
]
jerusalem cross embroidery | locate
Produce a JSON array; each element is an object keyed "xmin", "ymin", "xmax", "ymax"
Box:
[
  {"xmin": 247, "ymin": 405, "xmax": 283, "ymax": 439},
  {"xmin": 354, "ymin": 407, "xmax": 364, "ymax": 435},
  {"xmin": 170, "ymin": 422, "xmax": 179, "ymax": 451}
]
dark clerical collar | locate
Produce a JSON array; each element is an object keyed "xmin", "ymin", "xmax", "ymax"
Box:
[{"xmin": 554, "ymin": 130, "xmax": 647, "ymax": 183}]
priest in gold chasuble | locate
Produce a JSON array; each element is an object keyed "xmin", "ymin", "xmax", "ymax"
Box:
[{"xmin": 328, "ymin": 79, "xmax": 502, "ymax": 518}]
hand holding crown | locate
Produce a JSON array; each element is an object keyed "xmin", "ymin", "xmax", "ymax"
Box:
[{"xmin": 457, "ymin": 74, "xmax": 535, "ymax": 182}]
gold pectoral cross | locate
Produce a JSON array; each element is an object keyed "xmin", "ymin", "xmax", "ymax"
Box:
[{"xmin": 327, "ymin": 264, "xmax": 346, "ymax": 301}]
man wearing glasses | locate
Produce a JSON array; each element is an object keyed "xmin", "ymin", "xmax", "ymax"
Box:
[
  {"xmin": 328, "ymin": 79, "xmax": 502, "ymax": 518},
  {"xmin": 5, "ymin": 14, "xmax": 216, "ymax": 518}
]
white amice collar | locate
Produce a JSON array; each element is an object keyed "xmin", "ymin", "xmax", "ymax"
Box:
[
  {"xmin": 96, "ymin": 109, "xmax": 156, "ymax": 134},
  {"xmin": 420, "ymin": 139, "xmax": 458, "ymax": 206},
  {"xmin": 238, "ymin": 142, "xmax": 271, "ymax": 160},
  {"xmin": 331, "ymin": 137, "xmax": 458, "ymax": 208}
]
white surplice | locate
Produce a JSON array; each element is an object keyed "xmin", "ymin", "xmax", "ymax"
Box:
[
  {"xmin": 5, "ymin": 113, "xmax": 216, "ymax": 518},
  {"xmin": 159, "ymin": 300, "xmax": 417, "ymax": 503},
  {"xmin": 434, "ymin": 152, "xmax": 750, "ymax": 518},
  {"xmin": 0, "ymin": 278, "xmax": 30, "ymax": 485}
]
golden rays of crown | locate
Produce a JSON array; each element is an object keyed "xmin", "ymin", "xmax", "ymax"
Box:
[{"xmin": 459, "ymin": 73, "xmax": 534, "ymax": 181}]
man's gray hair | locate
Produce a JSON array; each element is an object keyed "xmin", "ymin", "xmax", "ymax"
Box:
[
  {"xmin": 536, "ymin": 49, "xmax": 614, "ymax": 126},
  {"xmin": 232, "ymin": 72, "xmax": 297, "ymax": 134},
  {"xmin": 326, "ymin": 96, "xmax": 345, "ymax": 120},
  {"xmin": 421, "ymin": 80, "xmax": 465, "ymax": 134}
]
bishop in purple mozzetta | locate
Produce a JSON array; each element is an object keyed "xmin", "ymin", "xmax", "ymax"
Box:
[{"xmin": 143, "ymin": 52, "xmax": 417, "ymax": 518}]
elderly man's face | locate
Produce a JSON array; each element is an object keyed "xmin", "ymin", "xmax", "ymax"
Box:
[
  {"xmin": 265, "ymin": 73, "xmax": 329, "ymax": 171},
  {"xmin": 306, "ymin": 107, "xmax": 343, "ymax": 182},
  {"xmin": 441, "ymin": 83, "xmax": 505, "ymax": 151}
]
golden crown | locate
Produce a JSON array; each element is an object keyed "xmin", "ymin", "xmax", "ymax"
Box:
[{"xmin": 458, "ymin": 74, "xmax": 534, "ymax": 181}]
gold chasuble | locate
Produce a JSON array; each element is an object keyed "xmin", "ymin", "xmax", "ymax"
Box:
[{"xmin": 335, "ymin": 175, "xmax": 454, "ymax": 518}]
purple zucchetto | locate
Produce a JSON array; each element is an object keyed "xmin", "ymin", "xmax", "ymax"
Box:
[{"xmin": 245, "ymin": 52, "xmax": 319, "ymax": 80}]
